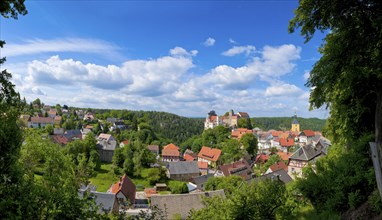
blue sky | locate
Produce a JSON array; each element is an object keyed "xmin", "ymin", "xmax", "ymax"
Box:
[{"xmin": 1, "ymin": 1, "xmax": 328, "ymax": 118}]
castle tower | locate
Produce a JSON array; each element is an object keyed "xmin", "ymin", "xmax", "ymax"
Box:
[{"xmin": 291, "ymin": 113, "xmax": 300, "ymax": 132}]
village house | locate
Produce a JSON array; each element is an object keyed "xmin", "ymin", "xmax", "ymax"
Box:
[
  {"xmin": 162, "ymin": 143, "xmax": 180, "ymax": 162},
  {"xmin": 96, "ymin": 133, "xmax": 117, "ymax": 163},
  {"xmin": 167, "ymin": 161, "xmax": 200, "ymax": 181},
  {"xmin": 28, "ymin": 117, "xmax": 54, "ymax": 128},
  {"xmin": 147, "ymin": 144, "xmax": 159, "ymax": 155},
  {"xmin": 204, "ymin": 110, "xmax": 250, "ymax": 130},
  {"xmin": 231, "ymin": 128, "xmax": 253, "ymax": 140},
  {"xmin": 78, "ymin": 185, "xmax": 119, "ymax": 214},
  {"xmin": 288, "ymin": 141, "xmax": 330, "ymax": 178},
  {"xmin": 265, "ymin": 161, "xmax": 288, "ymax": 174},
  {"xmin": 298, "ymin": 130, "xmax": 316, "ymax": 145},
  {"xmin": 198, "ymin": 161, "xmax": 209, "ymax": 175},
  {"xmin": 251, "ymin": 169, "xmax": 293, "ymax": 185},
  {"xmin": 197, "ymin": 146, "xmax": 222, "ymax": 168},
  {"xmin": 108, "ymin": 175, "xmax": 137, "ymax": 209},
  {"xmin": 204, "ymin": 110, "xmax": 223, "ymax": 130},
  {"xmin": 54, "ymin": 115, "xmax": 61, "ymax": 126},
  {"xmin": 217, "ymin": 160, "xmax": 253, "ymax": 181}
]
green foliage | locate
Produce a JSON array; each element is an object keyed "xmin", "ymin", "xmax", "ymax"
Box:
[
  {"xmin": 205, "ymin": 175, "xmax": 244, "ymax": 196},
  {"xmin": 190, "ymin": 179, "xmax": 298, "ymax": 220},
  {"xmin": 44, "ymin": 123, "xmax": 54, "ymax": 135},
  {"xmin": 253, "ymin": 117, "xmax": 326, "ymax": 132},
  {"xmin": 239, "ymin": 133, "xmax": 258, "ymax": 156},
  {"xmin": 296, "ymin": 135, "xmax": 375, "ymax": 213},
  {"xmin": 168, "ymin": 180, "xmax": 188, "ymax": 194},
  {"xmin": 142, "ymin": 168, "xmax": 167, "ymax": 185},
  {"xmin": 220, "ymin": 139, "xmax": 244, "ymax": 164}
]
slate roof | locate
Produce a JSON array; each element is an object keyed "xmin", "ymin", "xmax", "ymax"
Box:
[
  {"xmin": 92, "ymin": 192, "xmax": 116, "ymax": 214},
  {"xmin": 150, "ymin": 190, "xmax": 225, "ymax": 219},
  {"xmin": 289, "ymin": 143, "xmax": 323, "ymax": 161},
  {"xmin": 168, "ymin": 161, "xmax": 199, "ymax": 175},
  {"xmin": 192, "ymin": 174, "xmax": 214, "ymax": 190},
  {"xmin": 252, "ymin": 169, "xmax": 293, "ymax": 185},
  {"xmin": 292, "ymin": 118, "xmax": 299, "ymax": 124}
]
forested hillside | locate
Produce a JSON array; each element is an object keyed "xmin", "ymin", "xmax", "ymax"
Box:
[
  {"xmin": 253, "ymin": 117, "xmax": 326, "ymax": 131},
  {"xmin": 145, "ymin": 111, "xmax": 204, "ymax": 144}
]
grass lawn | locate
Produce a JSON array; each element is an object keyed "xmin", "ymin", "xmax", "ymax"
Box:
[
  {"xmin": 89, "ymin": 164, "xmax": 156, "ymax": 192},
  {"xmin": 89, "ymin": 163, "xmax": 119, "ymax": 192}
]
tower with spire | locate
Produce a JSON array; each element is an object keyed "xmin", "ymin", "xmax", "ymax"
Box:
[{"xmin": 291, "ymin": 112, "xmax": 300, "ymax": 132}]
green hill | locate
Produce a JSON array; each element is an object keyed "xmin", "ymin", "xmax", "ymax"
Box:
[{"xmin": 253, "ymin": 117, "xmax": 326, "ymax": 131}]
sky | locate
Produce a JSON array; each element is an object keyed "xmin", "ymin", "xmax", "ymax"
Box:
[{"xmin": 1, "ymin": 0, "xmax": 329, "ymax": 118}]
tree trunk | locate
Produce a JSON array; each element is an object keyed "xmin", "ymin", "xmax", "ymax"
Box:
[{"xmin": 372, "ymin": 90, "xmax": 382, "ymax": 200}]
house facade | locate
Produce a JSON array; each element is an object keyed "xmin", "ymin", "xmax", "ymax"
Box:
[
  {"xmin": 162, "ymin": 143, "xmax": 180, "ymax": 162},
  {"xmin": 108, "ymin": 175, "xmax": 136, "ymax": 209},
  {"xmin": 96, "ymin": 133, "xmax": 117, "ymax": 163},
  {"xmin": 197, "ymin": 146, "xmax": 222, "ymax": 168},
  {"xmin": 166, "ymin": 161, "xmax": 200, "ymax": 182},
  {"xmin": 28, "ymin": 117, "xmax": 54, "ymax": 128}
]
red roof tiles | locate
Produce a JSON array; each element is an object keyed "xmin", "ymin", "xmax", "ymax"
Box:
[
  {"xmin": 269, "ymin": 161, "xmax": 288, "ymax": 172},
  {"xmin": 198, "ymin": 146, "xmax": 221, "ymax": 162}
]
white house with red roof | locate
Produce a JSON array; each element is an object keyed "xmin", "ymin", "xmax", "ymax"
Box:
[
  {"xmin": 108, "ymin": 175, "xmax": 136, "ymax": 209},
  {"xmin": 197, "ymin": 146, "xmax": 222, "ymax": 168},
  {"xmin": 162, "ymin": 143, "xmax": 180, "ymax": 162}
]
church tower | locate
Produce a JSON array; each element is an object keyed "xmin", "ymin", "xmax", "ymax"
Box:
[{"xmin": 291, "ymin": 113, "xmax": 300, "ymax": 132}]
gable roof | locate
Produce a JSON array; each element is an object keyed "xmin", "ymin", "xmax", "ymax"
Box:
[
  {"xmin": 163, "ymin": 143, "xmax": 180, "ymax": 150},
  {"xmin": 218, "ymin": 160, "xmax": 253, "ymax": 180},
  {"xmin": 301, "ymin": 130, "xmax": 315, "ymax": 137},
  {"xmin": 147, "ymin": 145, "xmax": 159, "ymax": 152},
  {"xmin": 269, "ymin": 161, "xmax": 288, "ymax": 172},
  {"xmin": 198, "ymin": 146, "xmax": 221, "ymax": 162},
  {"xmin": 162, "ymin": 148, "xmax": 180, "ymax": 157},
  {"xmin": 150, "ymin": 190, "xmax": 225, "ymax": 219},
  {"xmin": 192, "ymin": 173, "xmax": 214, "ymax": 189},
  {"xmin": 168, "ymin": 161, "xmax": 199, "ymax": 175},
  {"xmin": 279, "ymin": 138, "xmax": 294, "ymax": 147},
  {"xmin": 109, "ymin": 174, "xmax": 136, "ymax": 205},
  {"xmin": 289, "ymin": 143, "xmax": 323, "ymax": 161},
  {"xmin": 97, "ymin": 133, "xmax": 115, "ymax": 141},
  {"xmin": 198, "ymin": 161, "xmax": 208, "ymax": 169},
  {"xmin": 276, "ymin": 151, "xmax": 292, "ymax": 161},
  {"xmin": 252, "ymin": 169, "xmax": 293, "ymax": 184},
  {"xmin": 255, "ymin": 154, "xmax": 269, "ymax": 164},
  {"xmin": 184, "ymin": 153, "xmax": 196, "ymax": 161},
  {"xmin": 30, "ymin": 117, "xmax": 54, "ymax": 124}
]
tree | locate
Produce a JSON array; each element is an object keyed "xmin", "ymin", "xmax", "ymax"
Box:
[
  {"xmin": 289, "ymin": 0, "xmax": 382, "ymax": 200},
  {"xmin": 240, "ymin": 133, "xmax": 258, "ymax": 156},
  {"xmin": 45, "ymin": 123, "xmax": 54, "ymax": 135},
  {"xmin": 0, "ymin": 2, "xmax": 27, "ymax": 218}
]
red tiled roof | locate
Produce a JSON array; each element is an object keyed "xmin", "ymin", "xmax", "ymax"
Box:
[
  {"xmin": 231, "ymin": 128, "xmax": 252, "ymax": 139},
  {"xmin": 162, "ymin": 149, "xmax": 180, "ymax": 157},
  {"xmin": 279, "ymin": 138, "xmax": 294, "ymax": 147},
  {"xmin": 54, "ymin": 115, "xmax": 62, "ymax": 121},
  {"xmin": 144, "ymin": 188, "xmax": 157, "ymax": 198},
  {"xmin": 30, "ymin": 117, "xmax": 54, "ymax": 123},
  {"xmin": 303, "ymin": 130, "xmax": 315, "ymax": 137},
  {"xmin": 184, "ymin": 154, "xmax": 195, "ymax": 161},
  {"xmin": 255, "ymin": 154, "xmax": 269, "ymax": 163},
  {"xmin": 271, "ymin": 131, "xmax": 282, "ymax": 137},
  {"xmin": 122, "ymin": 140, "xmax": 129, "ymax": 145},
  {"xmin": 163, "ymin": 143, "xmax": 180, "ymax": 150},
  {"xmin": 52, "ymin": 135, "xmax": 69, "ymax": 145},
  {"xmin": 109, "ymin": 174, "xmax": 136, "ymax": 204},
  {"xmin": 276, "ymin": 151, "xmax": 292, "ymax": 161},
  {"xmin": 218, "ymin": 160, "xmax": 252, "ymax": 180},
  {"xmin": 269, "ymin": 161, "xmax": 288, "ymax": 172},
  {"xmin": 198, "ymin": 161, "xmax": 208, "ymax": 169},
  {"xmin": 198, "ymin": 146, "xmax": 221, "ymax": 162},
  {"xmin": 278, "ymin": 133, "xmax": 289, "ymax": 139}
]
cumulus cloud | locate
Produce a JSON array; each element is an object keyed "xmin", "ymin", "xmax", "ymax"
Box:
[
  {"xmin": 229, "ymin": 38, "xmax": 238, "ymax": 44},
  {"xmin": 265, "ymin": 83, "xmax": 302, "ymax": 97},
  {"xmin": 203, "ymin": 37, "xmax": 215, "ymax": 47},
  {"xmin": 6, "ymin": 43, "xmax": 327, "ymax": 118},
  {"xmin": 22, "ymin": 47, "xmax": 194, "ymax": 96},
  {"xmin": 2, "ymin": 38, "xmax": 122, "ymax": 59},
  {"xmin": 222, "ymin": 45, "xmax": 256, "ymax": 56}
]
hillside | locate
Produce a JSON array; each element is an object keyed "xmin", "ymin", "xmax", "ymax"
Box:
[{"xmin": 253, "ymin": 117, "xmax": 326, "ymax": 131}]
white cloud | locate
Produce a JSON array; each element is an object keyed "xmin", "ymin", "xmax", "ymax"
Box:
[
  {"xmin": 265, "ymin": 83, "xmax": 302, "ymax": 97},
  {"xmin": 222, "ymin": 45, "xmax": 256, "ymax": 56},
  {"xmin": 203, "ymin": 37, "xmax": 215, "ymax": 47},
  {"xmin": 303, "ymin": 70, "xmax": 310, "ymax": 80},
  {"xmin": 2, "ymin": 38, "xmax": 122, "ymax": 59},
  {"xmin": 229, "ymin": 38, "xmax": 238, "ymax": 44},
  {"xmin": 6, "ymin": 43, "xmax": 327, "ymax": 118}
]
